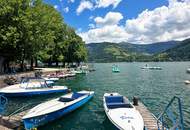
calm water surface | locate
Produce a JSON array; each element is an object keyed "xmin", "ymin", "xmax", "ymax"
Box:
[{"xmin": 6, "ymin": 62, "xmax": 190, "ymax": 130}]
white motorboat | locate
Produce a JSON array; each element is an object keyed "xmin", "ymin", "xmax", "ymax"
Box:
[
  {"xmin": 43, "ymin": 77, "xmax": 59, "ymax": 82},
  {"xmin": 187, "ymin": 68, "xmax": 190, "ymax": 73},
  {"xmin": 22, "ymin": 90, "xmax": 94, "ymax": 129},
  {"xmin": 184, "ymin": 80, "xmax": 190, "ymax": 84},
  {"xmin": 0, "ymin": 77, "xmax": 68, "ymax": 97},
  {"xmin": 103, "ymin": 93, "xmax": 144, "ymax": 130}
]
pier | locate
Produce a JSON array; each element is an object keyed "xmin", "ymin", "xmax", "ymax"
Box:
[
  {"xmin": 134, "ymin": 101, "xmax": 165, "ymax": 130},
  {"xmin": 0, "ymin": 109, "xmax": 29, "ymax": 130}
]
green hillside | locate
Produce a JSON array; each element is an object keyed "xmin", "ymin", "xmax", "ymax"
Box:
[
  {"xmin": 164, "ymin": 38, "xmax": 190, "ymax": 61},
  {"xmin": 87, "ymin": 42, "xmax": 151, "ymax": 62}
]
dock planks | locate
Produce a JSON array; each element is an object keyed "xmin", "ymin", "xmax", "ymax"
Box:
[
  {"xmin": 0, "ymin": 110, "xmax": 28, "ymax": 129},
  {"xmin": 135, "ymin": 102, "xmax": 165, "ymax": 130}
]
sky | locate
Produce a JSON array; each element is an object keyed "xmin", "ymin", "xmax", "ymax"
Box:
[{"xmin": 44, "ymin": 0, "xmax": 190, "ymax": 44}]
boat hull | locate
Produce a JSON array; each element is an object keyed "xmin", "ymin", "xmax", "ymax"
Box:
[
  {"xmin": 23, "ymin": 93, "xmax": 94, "ymax": 129},
  {"xmin": 0, "ymin": 89, "xmax": 68, "ymax": 97}
]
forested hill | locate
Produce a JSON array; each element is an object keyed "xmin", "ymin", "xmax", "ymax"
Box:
[
  {"xmin": 164, "ymin": 38, "xmax": 190, "ymax": 61},
  {"xmin": 86, "ymin": 41, "xmax": 179, "ymax": 62},
  {"xmin": 119, "ymin": 41, "xmax": 179, "ymax": 54}
]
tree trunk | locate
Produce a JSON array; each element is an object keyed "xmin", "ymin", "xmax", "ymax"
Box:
[
  {"xmin": 35, "ymin": 58, "xmax": 38, "ymax": 67},
  {"xmin": 56, "ymin": 61, "xmax": 59, "ymax": 67},
  {"xmin": 20, "ymin": 60, "xmax": 24, "ymax": 72},
  {"xmin": 30, "ymin": 58, "xmax": 34, "ymax": 70}
]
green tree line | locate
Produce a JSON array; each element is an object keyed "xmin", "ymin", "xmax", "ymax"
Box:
[{"xmin": 0, "ymin": 0, "xmax": 87, "ymax": 72}]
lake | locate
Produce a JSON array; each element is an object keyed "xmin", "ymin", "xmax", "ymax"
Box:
[{"xmin": 6, "ymin": 62, "xmax": 190, "ymax": 130}]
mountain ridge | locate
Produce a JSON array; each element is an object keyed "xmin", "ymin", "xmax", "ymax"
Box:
[{"xmin": 86, "ymin": 40, "xmax": 182, "ymax": 62}]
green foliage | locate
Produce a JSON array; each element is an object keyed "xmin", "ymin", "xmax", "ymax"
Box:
[{"xmin": 0, "ymin": 0, "xmax": 87, "ymax": 70}]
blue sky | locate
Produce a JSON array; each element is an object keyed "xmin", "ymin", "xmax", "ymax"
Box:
[{"xmin": 44, "ymin": 0, "xmax": 190, "ymax": 44}]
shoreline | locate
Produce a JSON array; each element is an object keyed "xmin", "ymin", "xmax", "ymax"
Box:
[{"xmin": 0, "ymin": 68, "xmax": 68, "ymax": 88}]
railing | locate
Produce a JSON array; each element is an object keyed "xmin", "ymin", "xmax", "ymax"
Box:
[{"xmin": 157, "ymin": 96, "xmax": 184, "ymax": 130}]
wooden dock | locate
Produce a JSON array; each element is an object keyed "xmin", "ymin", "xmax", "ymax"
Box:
[
  {"xmin": 135, "ymin": 101, "xmax": 165, "ymax": 130},
  {"xmin": 0, "ymin": 110, "xmax": 28, "ymax": 130}
]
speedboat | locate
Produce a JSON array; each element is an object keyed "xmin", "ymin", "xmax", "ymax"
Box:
[
  {"xmin": 46, "ymin": 72, "xmax": 67, "ymax": 78},
  {"xmin": 103, "ymin": 93, "xmax": 144, "ymax": 130},
  {"xmin": 22, "ymin": 90, "xmax": 94, "ymax": 129},
  {"xmin": 43, "ymin": 77, "xmax": 59, "ymax": 82},
  {"xmin": 184, "ymin": 80, "xmax": 190, "ymax": 84},
  {"xmin": 187, "ymin": 68, "xmax": 190, "ymax": 74},
  {"xmin": 0, "ymin": 77, "xmax": 68, "ymax": 97}
]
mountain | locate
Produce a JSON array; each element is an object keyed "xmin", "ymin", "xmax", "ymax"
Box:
[
  {"xmin": 163, "ymin": 38, "xmax": 190, "ymax": 61},
  {"xmin": 86, "ymin": 42, "xmax": 140, "ymax": 62},
  {"xmin": 119, "ymin": 41, "xmax": 179, "ymax": 54},
  {"xmin": 86, "ymin": 41, "xmax": 179, "ymax": 62}
]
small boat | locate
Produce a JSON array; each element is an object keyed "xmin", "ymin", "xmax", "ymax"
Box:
[
  {"xmin": 112, "ymin": 65, "xmax": 120, "ymax": 73},
  {"xmin": 103, "ymin": 93, "xmax": 144, "ymax": 130},
  {"xmin": 0, "ymin": 77, "xmax": 68, "ymax": 97},
  {"xmin": 184, "ymin": 80, "xmax": 190, "ymax": 84},
  {"xmin": 46, "ymin": 72, "xmax": 67, "ymax": 78},
  {"xmin": 187, "ymin": 68, "xmax": 190, "ymax": 74},
  {"xmin": 43, "ymin": 77, "xmax": 59, "ymax": 82},
  {"xmin": 22, "ymin": 90, "xmax": 94, "ymax": 129},
  {"xmin": 141, "ymin": 64, "xmax": 162, "ymax": 70},
  {"xmin": 71, "ymin": 69, "xmax": 88, "ymax": 74},
  {"xmin": 65, "ymin": 72, "xmax": 76, "ymax": 77}
]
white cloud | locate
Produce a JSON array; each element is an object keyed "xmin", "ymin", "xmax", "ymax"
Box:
[
  {"xmin": 79, "ymin": 12, "xmax": 129, "ymax": 43},
  {"xmin": 63, "ymin": 7, "xmax": 69, "ymax": 13},
  {"xmin": 76, "ymin": 1, "xmax": 93, "ymax": 15},
  {"xmin": 125, "ymin": 0, "xmax": 190, "ymax": 43},
  {"xmin": 76, "ymin": 0, "xmax": 122, "ymax": 15},
  {"xmin": 88, "ymin": 24, "xmax": 95, "ymax": 29},
  {"xmin": 79, "ymin": 0, "xmax": 190, "ymax": 44},
  {"xmin": 89, "ymin": 16, "xmax": 94, "ymax": 20},
  {"xmin": 54, "ymin": 5, "xmax": 58, "ymax": 9},
  {"xmin": 95, "ymin": 0, "xmax": 122, "ymax": 8},
  {"xmin": 94, "ymin": 12, "xmax": 123, "ymax": 27}
]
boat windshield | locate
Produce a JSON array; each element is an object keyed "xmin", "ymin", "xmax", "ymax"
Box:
[
  {"xmin": 58, "ymin": 92, "xmax": 86, "ymax": 102},
  {"xmin": 20, "ymin": 78, "xmax": 50, "ymax": 89}
]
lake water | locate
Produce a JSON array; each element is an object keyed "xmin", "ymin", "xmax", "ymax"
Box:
[{"xmin": 6, "ymin": 62, "xmax": 190, "ymax": 130}]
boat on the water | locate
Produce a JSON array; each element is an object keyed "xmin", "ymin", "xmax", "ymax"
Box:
[
  {"xmin": 103, "ymin": 93, "xmax": 144, "ymax": 130},
  {"xmin": 187, "ymin": 68, "xmax": 190, "ymax": 73},
  {"xmin": 0, "ymin": 77, "xmax": 68, "ymax": 97},
  {"xmin": 112, "ymin": 65, "xmax": 120, "ymax": 72},
  {"xmin": 43, "ymin": 77, "xmax": 59, "ymax": 82},
  {"xmin": 22, "ymin": 90, "xmax": 94, "ymax": 129},
  {"xmin": 184, "ymin": 80, "xmax": 190, "ymax": 84},
  {"xmin": 141, "ymin": 64, "xmax": 162, "ymax": 70}
]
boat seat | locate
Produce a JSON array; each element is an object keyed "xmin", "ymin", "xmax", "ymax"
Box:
[
  {"xmin": 105, "ymin": 96, "xmax": 123, "ymax": 103},
  {"xmin": 107, "ymin": 102, "xmax": 133, "ymax": 109},
  {"xmin": 58, "ymin": 97, "xmax": 74, "ymax": 102}
]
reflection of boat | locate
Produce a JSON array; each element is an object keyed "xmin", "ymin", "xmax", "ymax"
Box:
[
  {"xmin": 141, "ymin": 64, "xmax": 162, "ymax": 70},
  {"xmin": 0, "ymin": 77, "xmax": 68, "ymax": 97},
  {"xmin": 112, "ymin": 65, "xmax": 120, "ymax": 72},
  {"xmin": 184, "ymin": 80, "xmax": 190, "ymax": 84},
  {"xmin": 187, "ymin": 68, "xmax": 190, "ymax": 73},
  {"xmin": 103, "ymin": 93, "xmax": 144, "ymax": 130},
  {"xmin": 22, "ymin": 90, "xmax": 94, "ymax": 129}
]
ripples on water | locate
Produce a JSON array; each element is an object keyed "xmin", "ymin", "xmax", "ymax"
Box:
[{"xmin": 6, "ymin": 62, "xmax": 190, "ymax": 130}]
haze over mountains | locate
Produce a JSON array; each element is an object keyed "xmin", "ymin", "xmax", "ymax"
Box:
[{"xmin": 87, "ymin": 38, "xmax": 190, "ymax": 62}]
